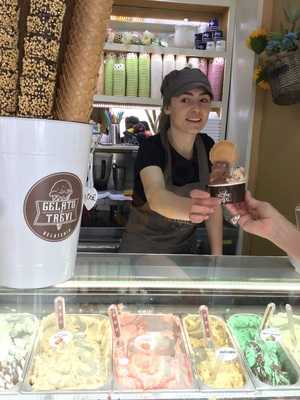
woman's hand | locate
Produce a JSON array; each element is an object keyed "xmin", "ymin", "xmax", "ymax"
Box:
[
  {"xmin": 225, "ymin": 191, "xmax": 287, "ymax": 240},
  {"xmin": 189, "ymin": 189, "xmax": 221, "ymax": 223},
  {"xmin": 226, "ymin": 191, "xmax": 300, "ymax": 260}
]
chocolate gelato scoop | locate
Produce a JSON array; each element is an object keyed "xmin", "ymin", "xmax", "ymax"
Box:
[{"xmin": 209, "ymin": 161, "xmax": 230, "ymax": 185}]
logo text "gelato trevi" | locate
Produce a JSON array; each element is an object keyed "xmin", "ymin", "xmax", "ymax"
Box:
[{"xmin": 24, "ymin": 173, "xmax": 83, "ymax": 242}]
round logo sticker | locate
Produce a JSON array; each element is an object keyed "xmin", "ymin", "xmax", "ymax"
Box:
[
  {"xmin": 216, "ymin": 347, "xmax": 238, "ymax": 362},
  {"xmin": 260, "ymin": 328, "xmax": 281, "ymax": 342},
  {"xmin": 24, "ymin": 172, "xmax": 82, "ymax": 242},
  {"xmin": 49, "ymin": 330, "xmax": 73, "ymax": 347}
]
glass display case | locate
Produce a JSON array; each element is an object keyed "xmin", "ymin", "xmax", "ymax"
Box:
[{"xmin": 1, "ymin": 252, "xmax": 300, "ymax": 399}]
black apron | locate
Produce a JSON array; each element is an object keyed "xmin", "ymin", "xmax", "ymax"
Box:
[{"xmin": 119, "ymin": 130, "xmax": 209, "ymax": 254}]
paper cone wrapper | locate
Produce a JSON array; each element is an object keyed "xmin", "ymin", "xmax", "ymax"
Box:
[{"xmin": 208, "ymin": 181, "xmax": 246, "ymax": 204}]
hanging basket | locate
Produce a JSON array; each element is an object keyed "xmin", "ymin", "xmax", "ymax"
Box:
[{"xmin": 264, "ymin": 49, "xmax": 300, "ymax": 105}]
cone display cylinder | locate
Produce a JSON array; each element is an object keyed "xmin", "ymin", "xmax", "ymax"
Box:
[{"xmin": 0, "ymin": 117, "xmax": 91, "ymax": 288}]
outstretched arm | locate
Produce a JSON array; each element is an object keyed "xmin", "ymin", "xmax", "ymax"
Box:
[
  {"xmin": 226, "ymin": 191, "xmax": 300, "ymax": 259},
  {"xmin": 141, "ymin": 166, "xmax": 220, "ymax": 222}
]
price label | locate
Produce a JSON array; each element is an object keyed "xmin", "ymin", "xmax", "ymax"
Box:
[
  {"xmin": 216, "ymin": 346, "xmax": 237, "ymax": 362},
  {"xmin": 49, "ymin": 330, "xmax": 73, "ymax": 348},
  {"xmin": 84, "ymin": 187, "xmax": 98, "ymax": 210},
  {"xmin": 260, "ymin": 327, "xmax": 281, "ymax": 342}
]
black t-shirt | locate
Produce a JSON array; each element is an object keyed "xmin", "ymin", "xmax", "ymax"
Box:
[{"xmin": 132, "ymin": 133, "xmax": 214, "ymax": 206}]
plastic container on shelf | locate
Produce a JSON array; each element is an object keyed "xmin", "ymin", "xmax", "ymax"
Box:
[
  {"xmin": 208, "ymin": 57, "xmax": 225, "ymax": 101},
  {"xmin": 104, "ymin": 53, "xmax": 115, "ymax": 96},
  {"xmin": 151, "ymin": 54, "xmax": 163, "ymax": 98},
  {"xmin": 175, "ymin": 55, "xmax": 187, "ymax": 70},
  {"xmin": 138, "ymin": 53, "xmax": 151, "ymax": 97},
  {"xmin": 163, "ymin": 54, "xmax": 175, "ymax": 78},
  {"xmin": 188, "ymin": 57, "xmax": 200, "ymax": 69},
  {"xmin": 126, "ymin": 52, "xmax": 138, "ymax": 97},
  {"xmin": 199, "ymin": 58, "xmax": 208, "ymax": 75},
  {"xmin": 113, "ymin": 54, "xmax": 126, "ymax": 97},
  {"xmin": 174, "ymin": 21, "xmax": 197, "ymax": 48}
]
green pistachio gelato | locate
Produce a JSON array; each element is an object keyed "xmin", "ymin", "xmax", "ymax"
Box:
[{"xmin": 228, "ymin": 314, "xmax": 294, "ymax": 386}]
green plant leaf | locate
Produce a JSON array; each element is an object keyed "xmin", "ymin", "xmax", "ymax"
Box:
[
  {"xmin": 283, "ymin": 7, "xmax": 293, "ymax": 22},
  {"xmin": 271, "ymin": 32, "xmax": 284, "ymax": 40},
  {"xmin": 293, "ymin": 8, "xmax": 300, "ymax": 22}
]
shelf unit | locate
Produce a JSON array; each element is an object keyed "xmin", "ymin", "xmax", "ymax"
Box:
[
  {"xmin": 93, "ymin": 94, "xmax": 222, "ymax": 109},
  {"xmin": 104, "ymin": 42, "xmax": 227, "ymax": 59},
  {"xmin": 94, "ymin": 0, "xmax": 236, "ymax": 141}
]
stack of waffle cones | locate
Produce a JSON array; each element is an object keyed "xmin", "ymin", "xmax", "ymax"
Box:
[
  {"xmin": 55, "ymin": 0, "xmax": 113, "ymax": 123},
  {"xmin": 0, "ymin": 0, "xmax": 19, "ymax": 116}
]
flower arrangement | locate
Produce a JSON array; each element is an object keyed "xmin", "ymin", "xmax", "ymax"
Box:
[{"xmin": 246, "ymin": 6, "xmax": 300, "ymax": 91}]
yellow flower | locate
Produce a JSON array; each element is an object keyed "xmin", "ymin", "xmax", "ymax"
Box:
[
  {"xmin": 249, "ymin": 28, "xmax": 268, "ymax": 39},
  {"xmin": 246, "ymin": 28, "xmax": 268, "ymax": 54},
  {"xmin": 253, "ymin": 66, "xmax": 270, "ymax": 90},
  {"xmin": 253, "ymin": 65, "xmax": 263, "ymax": 81},
  {"xmin": 258, "ymin": 80, "xmax": 271, "ymax": 91},
  {"xmin": 245, "ymin": 36, "xmax": 251, "ymax": 49}
]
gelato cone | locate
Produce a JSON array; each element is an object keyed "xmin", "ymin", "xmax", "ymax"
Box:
[{"xmin": 208, "ymin": 140, "xmax": 246, "ymax": 204}]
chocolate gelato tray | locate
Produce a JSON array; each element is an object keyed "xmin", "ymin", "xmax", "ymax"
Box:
[
  {"xmin": 21, "ymin": 313, "xmax": 112, "ymax": 393},
  {"xmin": 226, "ymin": 313, "xmax": 300, "ymax": 392},
  {"xmin": 181, "ymin": 314, "xmax": 253, "ymax": 392},
  {"xmin": 0, "ymin": 313, "xmax": 38, "ymax": 393},
  {"xmin": 111, "ymin": 312, "xmax": 198, "ymax": 393}
]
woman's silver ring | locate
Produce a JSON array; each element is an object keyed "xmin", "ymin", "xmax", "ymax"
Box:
[{"xmin": 230, "ymin": 214, "xmax": 241, "ymax": 225}]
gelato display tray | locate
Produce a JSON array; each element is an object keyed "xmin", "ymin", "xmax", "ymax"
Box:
[
  {"xmin": 0, "ymin": 313, "xmax": 38, "ymax": 394},
  {"xmin": 22, "ymin": 314, "xmax": 112, "ymax": 394},
  {"xmin": 112, "ymin": 312, "xmax": 197, "ymax": 394},
  {"xmin": 182, "ymin": 314, "xmax": 253, "ymax": 392},
  {"xmin": 227, "ymin": 313, "xmax": 300, "ymax": 393},
  {"xmin": 270, "ymin": 312, "xmax": 300, "ymax": 369},
  {"xmin": 1, "ymin": 252, "xmax": 300, "ymax": 398}
]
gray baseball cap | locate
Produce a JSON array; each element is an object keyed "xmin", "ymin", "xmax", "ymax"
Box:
[{"xmin": 161, "ymin": 67, "xmax": 213, "ymax": 104}]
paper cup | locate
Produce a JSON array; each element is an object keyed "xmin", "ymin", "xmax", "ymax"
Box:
[
  {"xmin": 0, "ymin": 117, "xmax": 91, "ymax": 288},
  {"xmin": 208, "ymin": 181, "xmax": 246, "ymax": 204}
]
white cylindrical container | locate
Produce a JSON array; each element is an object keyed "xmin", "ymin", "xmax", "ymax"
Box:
[
  {"xmin": 175, "ymin": 55, "xmax": 187, "ymax": 70},
  {"xmin": 151, "ymin": 54, "xmax": 163, "ymax": 98},
  {"xmin": 208, "ymin": 57, "xmax": 225, "ymax": 101},
  {"xmin": 199, "ymin": 58, "xmax": 208, "ymax": 75},
  {"xmin": 188, "ymin": 57, "xmax": 199, "ymax": 69},
  {"xmin": 0, "ymin": 117, "xmax": 91, "ymax": 288},
  {"xmin": 163, "ymin": 54, "xmax": 175, "ymax": 78}
]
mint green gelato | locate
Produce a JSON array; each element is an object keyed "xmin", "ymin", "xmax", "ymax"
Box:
[{"xmin": 228, "ymin": 314, "xmax": 294, "ymax": 386}]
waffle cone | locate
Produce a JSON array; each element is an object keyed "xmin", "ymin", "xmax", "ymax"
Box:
[
  {"xmin": 209, "ymin": 140, "xmax": 239, "ymax": 165},
  {"xmin": 55, "ymin": 0, "xmax": 113, "ymax": 122}
]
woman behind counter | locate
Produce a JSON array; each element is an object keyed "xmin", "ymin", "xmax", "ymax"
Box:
[{"xmin": 120, "ymin": 67, "xmax": 223, "ymax": 254}]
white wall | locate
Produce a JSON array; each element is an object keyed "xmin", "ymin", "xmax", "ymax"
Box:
[
  {"xmin": 226, "ymin": 0, "xmax": 264, "ymax": 253},
  {"xmin": 227, "ymin": 0, "xmax": 264, "ymax": 168}
]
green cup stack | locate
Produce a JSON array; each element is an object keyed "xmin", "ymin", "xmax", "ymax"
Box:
[
  {"xmin": 138, "ymin": 53, "xmax": 150, "ymax": 98},
  {"xmin": 126, "ymin": 53, "xmax": 138, "ymax": 97},
  {"xmin": 113, "ymin": 54, "xmax": 126, "ymax": 97},
  {"xmin": 104, "ymin": 53, "xmax": 115, "ymax": 96}
]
